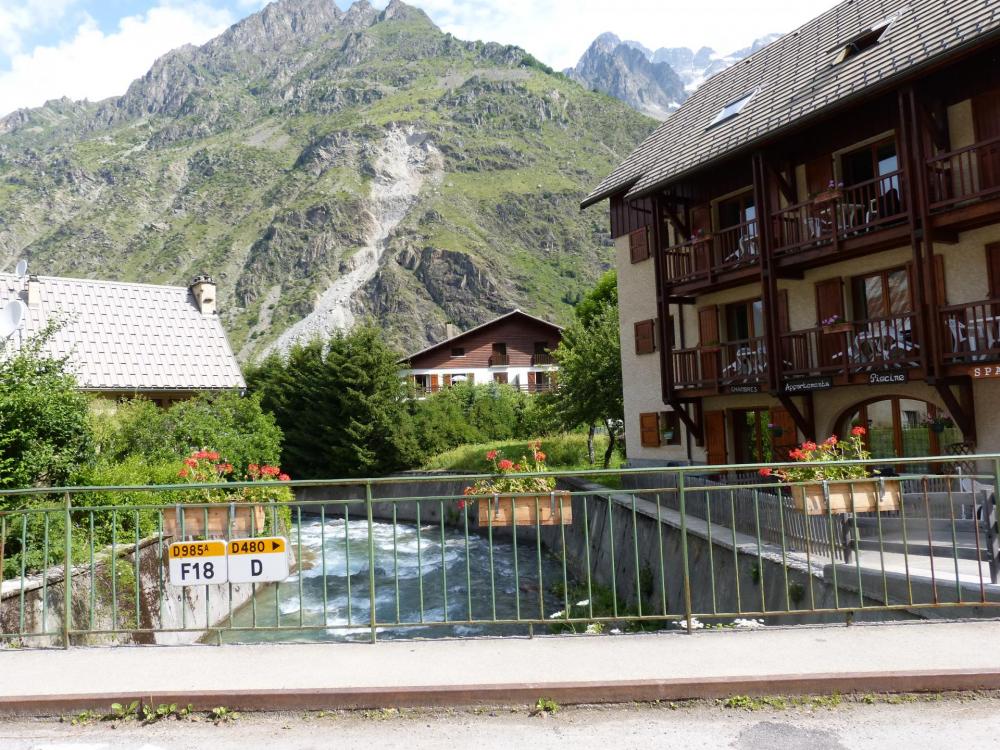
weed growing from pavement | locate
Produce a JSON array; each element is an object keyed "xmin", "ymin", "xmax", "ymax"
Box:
[
  {"xmin": 532, "ymin": 698, "xmax": 561, "ymax": 715},
  {"xmin": 66, "ymin": 702, "xmax": 216, "ymax": 726}
]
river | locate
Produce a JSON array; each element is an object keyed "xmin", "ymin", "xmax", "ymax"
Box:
[{"xmin": 221, "ymin": 516, "xmax": 571, "ymax": 642}]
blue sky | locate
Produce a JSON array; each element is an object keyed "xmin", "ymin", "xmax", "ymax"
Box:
[{"xmin": 0, "ymin": 0, "xmax": 836, "ymax": 116}]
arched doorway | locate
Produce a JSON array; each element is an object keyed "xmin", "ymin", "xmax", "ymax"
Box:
[{"xmin": 835, "ymin": 396, "xmax": 962, "ymax": 460}]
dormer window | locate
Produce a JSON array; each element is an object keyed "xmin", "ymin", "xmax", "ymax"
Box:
[
  {"xmin": 832, "ymin": 11, "xmax": 902, "ymax": 65},
  {"xmin": 708, "ymin": 88, "xmax": 760, "ymax": 129}
]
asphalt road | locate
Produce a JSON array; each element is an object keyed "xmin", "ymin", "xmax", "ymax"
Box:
[{"xmin": 1, "ymin": 693, "xmax": 998, "ymax": 750}]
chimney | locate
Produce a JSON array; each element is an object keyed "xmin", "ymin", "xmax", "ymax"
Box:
[
  {"xmin": 445, "ymin": 322, "xmax": 458, "ymax": 339},
  {"xmin": 26, "ymin": 275, "xmax": 41, "ymax": 307},
  {"xmin": 189, "ymin": 274, "xmax": 217, "ymax": 315}
]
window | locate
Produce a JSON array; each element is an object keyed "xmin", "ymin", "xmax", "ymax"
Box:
[
  {"xmin": 634, "ymin": 319, "xmax": 656, "ymax": 355},
  {"xmin": 490, "ymin": 342, "xmax": 508, "ymax": 366},
  {"xmin": 833, "ymin": 18, "xmax": 894, "ymax": 65},
  {"xmin": 840, "ymin": 138, "xmax": 902, "ymax": 218},
  {"xmin": 493, "ymin": 372, "xmax": 508, "ymax": 384},
  {"xmin": 717, "ymin": 191, "xmax": 756, "ymax": 230},
  {"xmin": 851, "ymin": 267, "xmax": 910, "ymax": 320},
  {"xmin": 840, "ymin": 398, "xmax": 960, "ymax": 464},
  {"xmin": 708, "ymin": 88, "xmax": 759, "ymax": 128},
  {"xmin": 660, "ymin": 412, "xmax": 681, "ymax": 446},
  {"xmin": 732, "ymin": 408, "xmax": 774, "ymax": 464},
  {"xmin": 450, "ymin": 346, "xmax": 465, "ymax": 357},
  {"xmin": 724, "ymin": 299, "xmax": 764, "ymax": 341},
  {"xmin": 629, "ymin": 227, "xmax": 651, "ymax": 263}
]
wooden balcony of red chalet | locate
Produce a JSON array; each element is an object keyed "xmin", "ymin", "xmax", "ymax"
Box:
[{"xmin": 926, "ymin": 134, "xmax": 1000, "ymax": 231}]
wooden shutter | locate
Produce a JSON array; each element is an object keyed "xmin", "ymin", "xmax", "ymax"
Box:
[
  {"xmin": 704, "ymin": 411, "xmax": 727, "ymax": 465},
  {"xmin": 973, "ymin": 89, "xmax": 1000, "ymax": 191},
  {"xmin": 806, "ymin": 154, "xmax": 834, "ymax": 196},
  {"xmin": 689, "ymin": 204, "xmax": 711, "ymax": 235},
  {"xmin": 698, "ymin": 306, "xmax": 720, "ymax": 382},
  {"xmin": 629, "ymin": 227, "xmax": 651, "ymax": 263},
  {"xmin": 815, "ymin": 278, "xmax": 845, "ymax": 368},
  {"xmin": 443, "ymin": 374, "xmax": 452, "ymax": 387},
  {"xmin": 639, "ymin": 412, "xmax": 661, "ymax": 448},
  {"xmin": 430, "ymin": 374, "xmax": 439, "ymax": 393},
  {"xmin": 988, "ymin": 243, "xmax": 1000, "ymax": 299},
  {"xmin": 527, "ymin": 371, "xmax": 536, "ymax": 391},
  {"xmin": 634, "ymin": 319, "xmax": 656, "ymax": 354},
  {"xmin": 768, "ymin": 407, "xmax": 799, "ymax": 461}
]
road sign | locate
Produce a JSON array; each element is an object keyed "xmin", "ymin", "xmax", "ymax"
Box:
[
  {"xmin": 227, "ymin": 537, "xmax": 289, "ymax": 583},
  {"xmin": 168, "ymin": 540, "xmax": 228, "ymax": 586}
]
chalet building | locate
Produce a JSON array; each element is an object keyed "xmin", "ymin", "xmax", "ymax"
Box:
[
  {"xmin": 0, "ymin": 271, "xmax": 244, "ymax": 406},
  {"xmin": 583, "ymin": 0, "xmax": 1000, "ymax": 465},
  {"xmin": 400, "ymin": 310, "xmax": 561, "ymax": 394}
]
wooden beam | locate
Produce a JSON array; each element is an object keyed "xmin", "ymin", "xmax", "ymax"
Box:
[
  {"xmin": 934, "ymin": 381, "xmax": 976, "ymax": 444},
  {"xmin": 663, "ymin": 204, "xmax": 689, "ymax": 241},
  {"xmin": 766, "ymin": 161, "xmax": 796, "ymax": 204},
  {"xmin": 776, "ymin": 394, "xmax": 816, "ymax": 442},
  {"xmin": 670, "ymin": 399, "xmax": 703, "ymax": 444}
]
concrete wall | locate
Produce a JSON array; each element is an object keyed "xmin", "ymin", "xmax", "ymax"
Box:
[{"xmin": 1, "ymin": 538, "xmax": 260, "ymax": 646}]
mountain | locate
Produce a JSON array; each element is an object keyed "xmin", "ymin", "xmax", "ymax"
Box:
[
  {"xmin": 565, "ymin": 33, "xmax": 685, "ymax": 121},
  {"xmin": 567, "ymin": 33, "xmax": 781, "ymax": 119},
  {"xmin": 0, "ymin": 0, "xmax": 655, "ymax": 360}
]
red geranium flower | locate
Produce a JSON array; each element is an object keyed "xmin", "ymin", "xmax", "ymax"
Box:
[
  {"xmin": 178, "ymin": 468, "xmax": 189, "ymax": 478},
  {"xmin": 486, "ymin": 450, "xmax": 498, "ymax": 461},
  {"xmin": 498, "ymin": 459, "xmax": 514, "ymax": 471},
  {"xmin": 825, "ymin": 435, "xmax": 838, "ymax": 446},
  {"xmin": 534, "ymin": 451, "xmax": 546, "ymax": 462},
  {"xmin": 851, "ymin": 426, "xmax": 866, "ymax": 436},
  {"xmin": 802, "ymin": 441, "xmax": 818, "ymax": 452},
  {"xmin": 759, "ymin": 467, "xmax": 772, "ymax": 477},
  {"xmin": 278, "ymin": 473, "xmax": 290, "ymax": 482},
  {"xmin": 789, "ymin": 449, "xmax": 804, "ymax": 460}
]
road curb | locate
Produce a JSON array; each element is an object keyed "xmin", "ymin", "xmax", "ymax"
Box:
[{"xmin": 4, "ymin": 668, "xmax": 1000, "ymax": 715}]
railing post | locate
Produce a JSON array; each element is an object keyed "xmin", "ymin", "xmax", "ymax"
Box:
[
  {"xmin": 63, "ymin": 491, "xmax": 72, "ymax": 649},
  {"xmin": 678, "ymin": 471, "xmax": 694, "ymax": 633},
  {"xmin": 366, "ymin": 481, "xmax": 377, "ymax": 644}
]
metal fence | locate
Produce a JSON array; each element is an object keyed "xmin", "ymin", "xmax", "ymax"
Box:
[{"xmin": 1, "ymin": 454, "xmax": 999, "ymax": 648}]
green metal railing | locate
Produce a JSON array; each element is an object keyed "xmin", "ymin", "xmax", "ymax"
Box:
[{"xmin": 1, "ymin": 454, "xmax": 999, "ymax": 647}]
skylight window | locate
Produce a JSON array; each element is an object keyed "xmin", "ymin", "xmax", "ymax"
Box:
[
  {"xmin": 832, "ymin": 11, "xmax": 903, "ymax": 65},
  {"xmin": 708, "ymin": 88, "xmax": 760, "ymax": 128}
]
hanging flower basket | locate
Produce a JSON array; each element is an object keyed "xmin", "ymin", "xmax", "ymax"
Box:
[
  {"xmin": 477, "ymin": 493, "xmax": 572, "ymax": 527},
  {"xmin": 464, "ymin": 442, "xmax": 572, "ymax": 527},
  {"xmin": 790, "ymin": 480, "xmax": 901, "ymax": 516}
]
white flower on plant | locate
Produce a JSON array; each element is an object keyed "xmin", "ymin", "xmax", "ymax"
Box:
[
  {"xmin": 548, "ymin": 610, "xmax": 565, "ymax": 619},
  {"xmin": 575, "ymin": 600, "xmax": 590, "ymax": 607}
]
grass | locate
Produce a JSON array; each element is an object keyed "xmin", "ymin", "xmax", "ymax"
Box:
[{"xmin": 421, "ymin": 433, "xmax": 625, "ymax": 480}]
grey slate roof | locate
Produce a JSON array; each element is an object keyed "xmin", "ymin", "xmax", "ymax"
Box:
[
  {"xmin": 582, "ymin": 0, "xmax": 1000, "ymax": 208},
  {"xmin": 0, "ymin": 273, "xmax": 245, "ymax": 391}
]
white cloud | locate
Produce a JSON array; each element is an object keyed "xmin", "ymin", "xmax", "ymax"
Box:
[
  {"xmin": 0, "ymin": 2, "xmax": 233, "ymax": 116},
  {"xmin": 410, "ymin": 0, "xmax": 838, "ymax": 70},
  {"xmin": 0, "ymin": 0, "xmax": 79, "ymax": 57}
]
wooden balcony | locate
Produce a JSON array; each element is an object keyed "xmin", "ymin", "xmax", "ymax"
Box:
[
  {"xmin": 926, "ymin": 136, "xmax": 1000, "ymax": 226},
  {"xmin": 488, "ymin": 353, "xmax": 510, "ymax": 367},
  {"xmin": 779, "ymin": 313, "xmax": 920, "ymax": 379},
  {"xmin": 940, "ymin": 299, "xmax": 1000, "ymax": 367},
  {"xmin": 532, "ymin": 352, "xmax": 554, "ymax": 366},
  {"xmin": 662, "ymin": 219, "xmax": 759, "ymax": 288},
  {"xmin": 671, "ymin": 337, "xmax": 768, "ymax": 393},
  {"xmin": 771, "ymin": 170, "xmax": 909, "ymax": 260}
]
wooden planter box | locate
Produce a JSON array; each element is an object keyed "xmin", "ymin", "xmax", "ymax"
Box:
[
  {"xmin": 477, "ymin": 492, "xmax": 572, "ymax": 527},
  {"xmin": 822, "ymin": 323, "xmax": 854, "ymax": 334},
  {"xmin": 162, "ymin": 504, "xmax": 267, "ymax": 538},
  {"xmin": 791, "ymin": 480, "xmax": 901, "ymax": 516}
]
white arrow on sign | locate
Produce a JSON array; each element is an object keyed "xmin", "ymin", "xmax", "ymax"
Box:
[{"xmin": 227, "ymin": 537, "xmax": 290, "ymax": 583}]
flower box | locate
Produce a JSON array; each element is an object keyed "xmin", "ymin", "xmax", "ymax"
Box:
[
  {"xmin": 163, "ymin": 503, "xmax": 268, "ymax": 538},
  {"xmin": 822, "ymin": 322, "xmax": 854, "ymax": 334},
  {"xmin": 477, "ymin": 492, "xmax": 572, "ymax": 527},
  {"xmin": 790, "ymin": 480, "xmax": 901, "ymax": 516}
]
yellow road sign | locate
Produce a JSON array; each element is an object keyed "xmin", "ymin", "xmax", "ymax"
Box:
[
  {"xmin": 168, "ymin": 540, "xmax": 227, "ymax": 560},
  {"xmin": 228, "ymin": 537, "xmax": 286, "ymax": 555}
]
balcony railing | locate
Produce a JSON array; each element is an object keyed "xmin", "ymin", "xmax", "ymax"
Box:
[
  {"xmin": 532, "ymin": 352, "xmax": 554, "ymax": 366},
  {"xmin": 488, "ymin": 353, "xmax": 510, "ymax": 367},
  {"xmin": 926, "ymin": 135, "xmax": 1000, "ymax": 213},
  {"xmin": 662, "ymin": 219, "xmax": 759, "ymax": 285},
  {"xmin": 779, "ymin": 313, "xmax": 920, "ymax": 377},
  {"xmin": 771, "ymin": 170, "xmax": 907, "ymax": 257},
  {"xmin": 671, "ymin": 337, "xmax": 767, "ymax": 390},
  {"xmin": 940, "ymin": 299, "xmax": 1000, "ymax": 365}
]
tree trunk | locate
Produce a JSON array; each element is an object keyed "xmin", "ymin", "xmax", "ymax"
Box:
[
  {"xmin": 587, "ymin": 423, "xmax": 596, "ymax": 465},
  {"xmin": 603, "ymin": 419, "xmax": 616, "ymax": 469}
]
